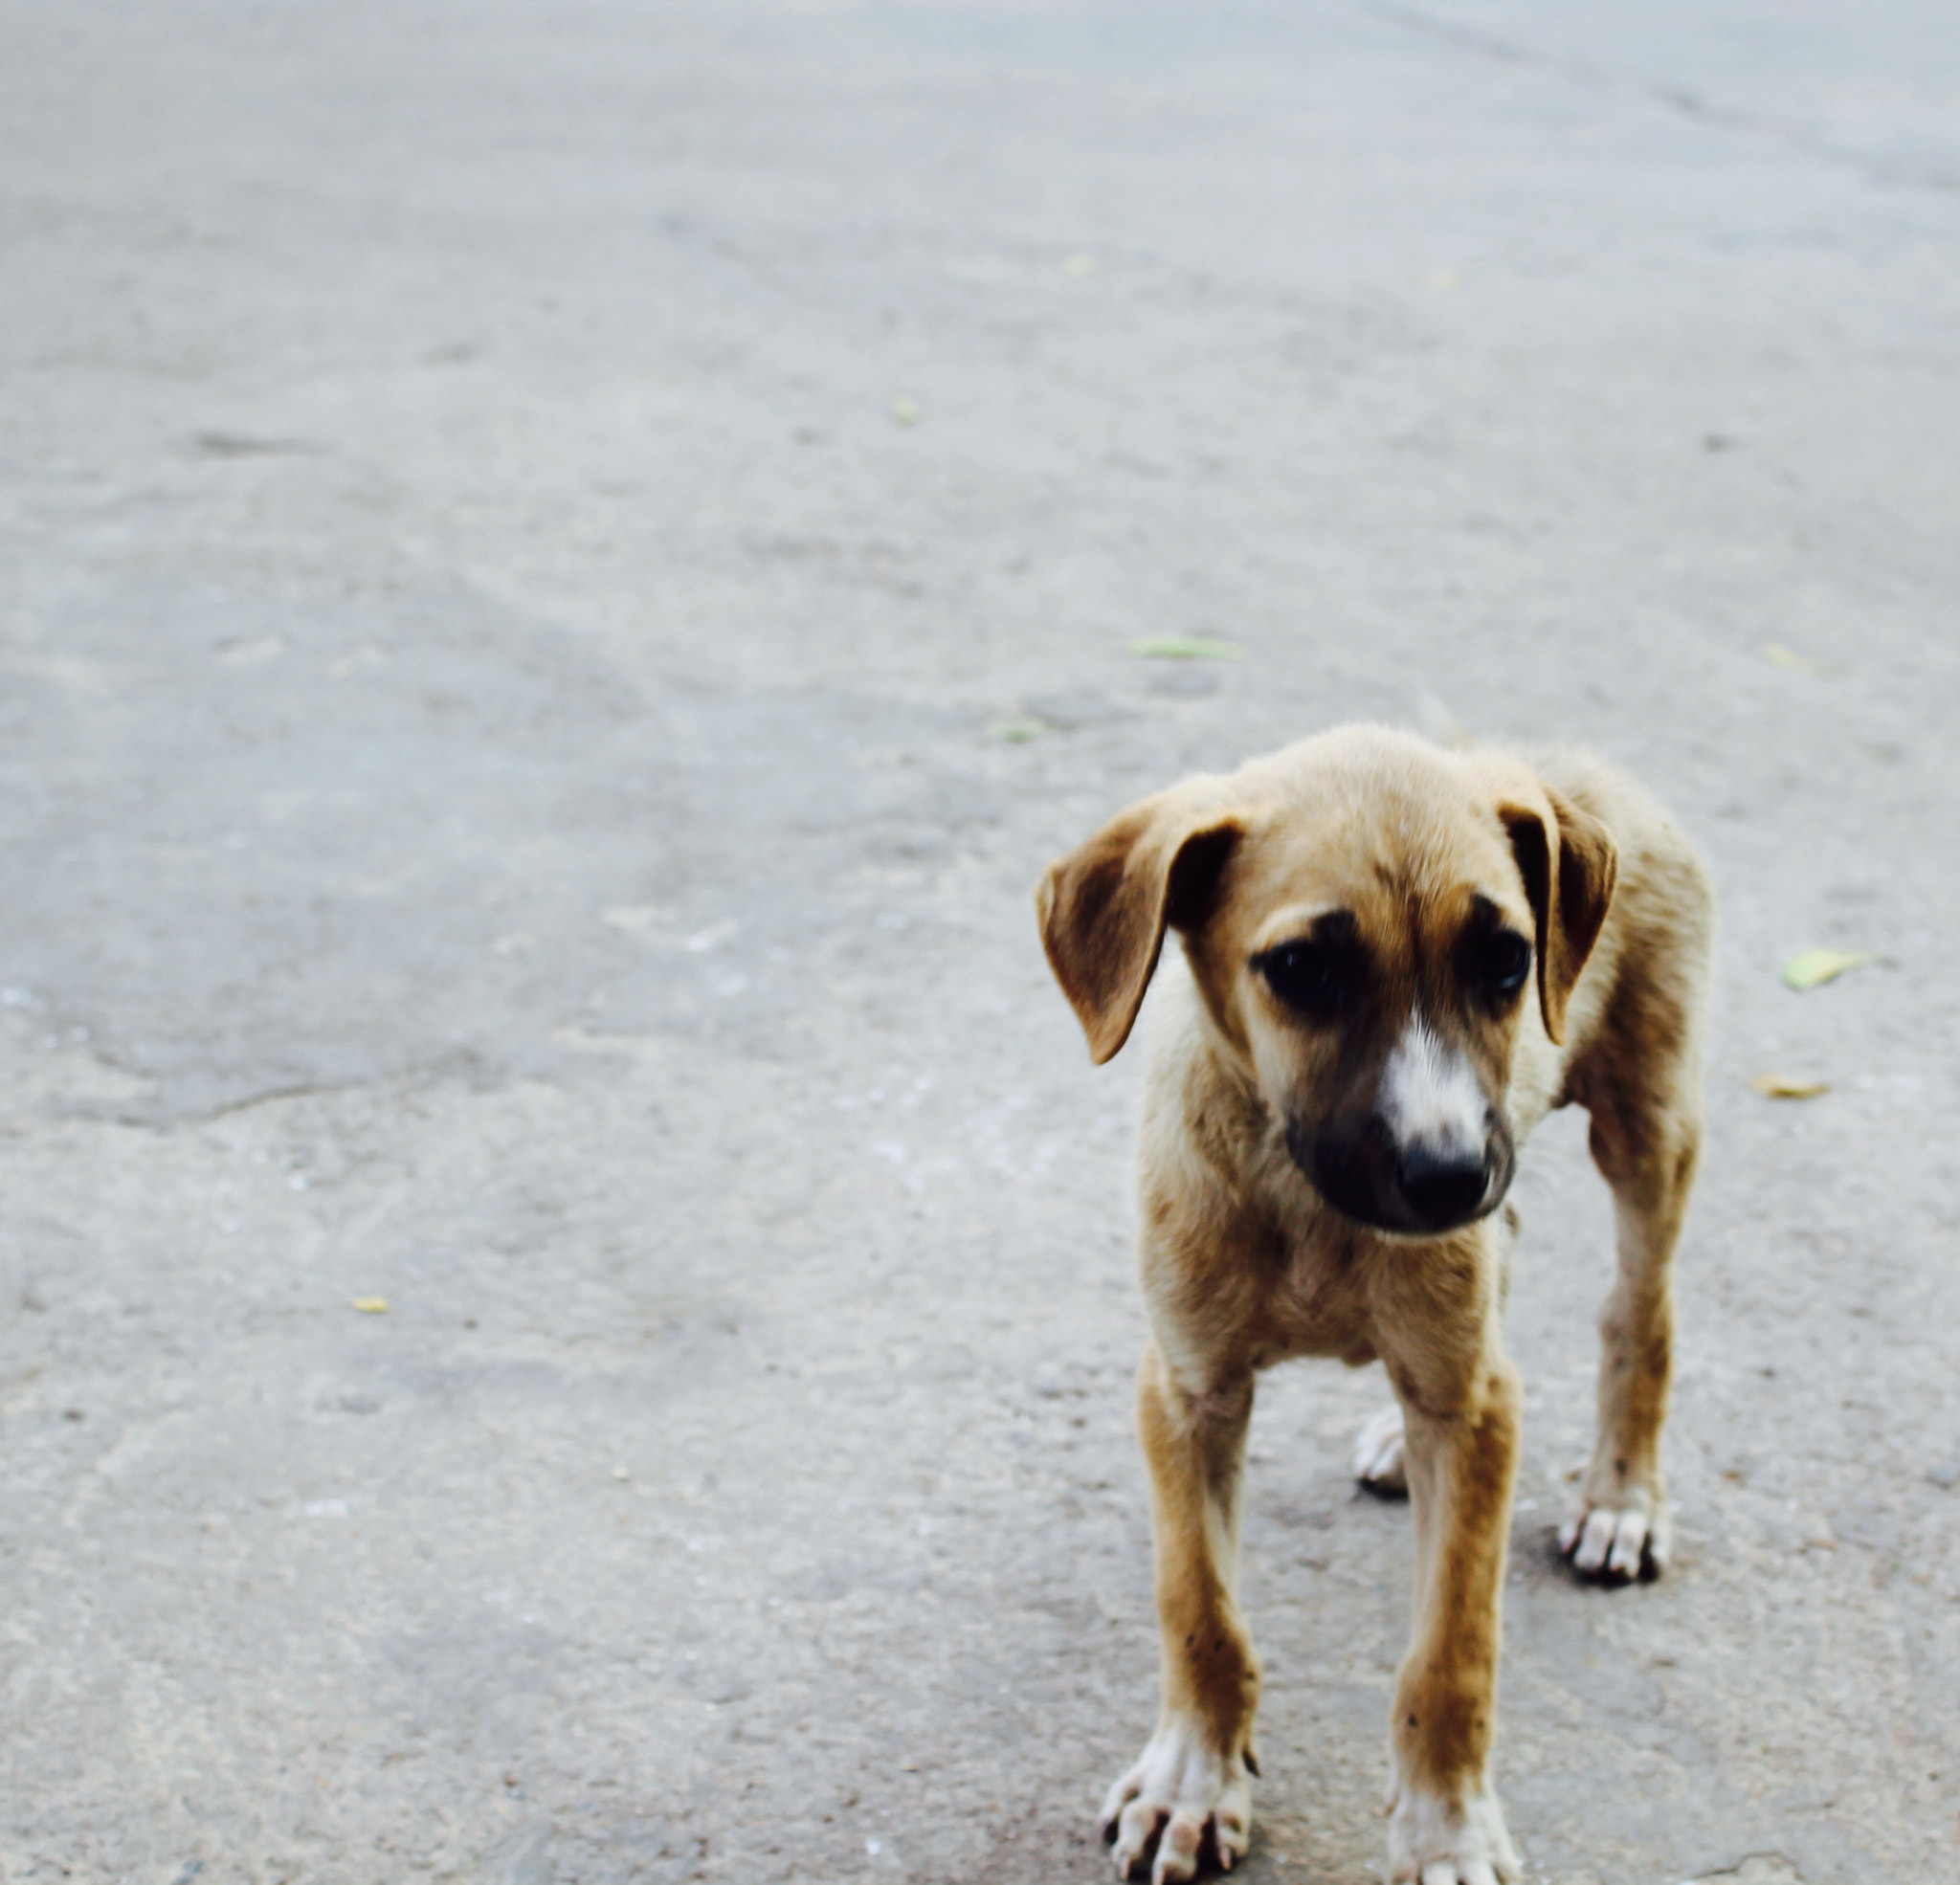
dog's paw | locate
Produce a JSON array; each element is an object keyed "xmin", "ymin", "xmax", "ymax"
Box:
[
  {"xmin": 1100, "ymin": 1716, "xmax": 1254, "ymax": 1883},
  {"xmin": 1386, "ymin": 1771, "xmax": 1519, "ymax": 1885},
  {"xmin": 1353, "ymin": 1403, "xmax": 1409, "ymax": 1497},
  {"xmin": 1559, "ymin": 1478, "xmax": 1668, "ymax": 1583}
]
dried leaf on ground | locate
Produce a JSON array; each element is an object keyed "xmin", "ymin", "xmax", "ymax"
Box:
[
  {"xmin": 1780, "ymin": 947, "xmax": 1875, "ymax": 991},
  {"xmin": 1761, "ymin": 640, "xmax": 1829, "ymax": 676},
  {"xmin": 1750, "ymin": 1073, "xmax": 1830, "ymax": 1100},
  {"xmin": 1129, "ymin": 635, "xmax": 1242, "ymax": 661},
  {"xmin": 351, "ymin": 1297, "xmax": 390, "ymax": 1315}
]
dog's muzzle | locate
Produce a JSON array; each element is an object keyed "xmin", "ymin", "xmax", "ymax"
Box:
[{"xmin": 1290, "ymin": 1111, "xmax": 1515, "ymax": 1237}]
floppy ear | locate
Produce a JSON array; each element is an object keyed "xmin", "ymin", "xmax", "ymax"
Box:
[
  {"xmin": 1497, "ymin": 784, "xmax": 1617, "ymax": 1046},
  {"xmin": 1036, "ymin": 783, "xmax": 1241, "ymax": 1064}
]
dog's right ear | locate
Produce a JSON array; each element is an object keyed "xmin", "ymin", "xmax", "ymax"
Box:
[{"xmin": 1036, "ymin": 783, "xmax": 1242, "ymax": 1064}]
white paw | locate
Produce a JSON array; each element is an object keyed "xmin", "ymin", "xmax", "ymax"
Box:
[
  {"xmin": 1100, "ymin": 1715, "xmax": 1255, "ymax": 1884},
  {"xmin": 1353, "ymin": 1403, "xmax": 1408, "ymax": 1496},
  {"xmin": 1559, "ymin": 1481, "xmax": 1668, "ymax": 1582},
  {"xmin": 1386, "ymin": 1767, "xmax": 1519, "ymax": 1885}
]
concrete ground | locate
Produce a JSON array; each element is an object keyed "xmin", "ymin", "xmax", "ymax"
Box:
[{"xmin": 2, "ymin": 3, "xmax": 1957, "ymax": 1881}]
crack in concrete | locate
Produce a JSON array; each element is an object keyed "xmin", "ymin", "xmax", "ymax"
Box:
[
  {"xmin": 57, "ymin": 1072, "xmax": 434, "ymax": 1133},
  {"xmin": 1362, "ymin": 1, "xmax": 1960, "ymax": 199},
  {"xmin": 45, "ymin": 1045, "xmax": 510, "ymax": 1132},
  {"xmin": 1684, "ymin": 1853, "xmax": 1807, "ymax": 1885}
]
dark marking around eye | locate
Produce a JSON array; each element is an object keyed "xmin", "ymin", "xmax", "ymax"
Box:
[
  {"xmin": 1253, "ymin": 912, "xmax": 1361, "ymax": 1020},
  {"xmin": 1458, "ymin": 897, "xmax": 1528, "ymax": 999}
]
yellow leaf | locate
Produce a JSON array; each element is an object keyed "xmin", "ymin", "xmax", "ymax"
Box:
[
  {"xmin": 1129, "ymin": 635, "xmax": 1243, "ymax": 661},
  {"xmin": 1780, "ymin": 947, "xmax": 1874, "ymax": 991},
  {"xmin": 351, "ymin": 1297, "xmax": 390, "ymax": 1315},
  {"xmin": 889, "ymin": 396, "xmax": 921, "ymax": 427},
  {"xmin": 1761, "ymin": 640, "xmax": 1828, "ymax": 676},
  {"xmin": 1749, "ymin": 1073, "xmax": 1829, "ymax": 1100}
]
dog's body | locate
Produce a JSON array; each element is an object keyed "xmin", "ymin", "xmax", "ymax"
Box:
[{"xmin": 1037, "ymin": 726, "xmax": 1712, "ymax": 1885}]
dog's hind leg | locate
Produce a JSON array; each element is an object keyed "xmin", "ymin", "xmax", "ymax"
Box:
[
  {"xmin": 1564, "ymin": 929, "xmax": 1708, "ymax": 1582},
  {"xmin": 1562, "ymin": 1096, "xmax": 1700, "ymax": 1580},
  {"xmin": 1352, "ymin": 1403, "xmax": 1410, "ymax": 1496},
  {"xmin": 1101, "ymin": 1339, "xmax": 1259, "ymax": 1884}
]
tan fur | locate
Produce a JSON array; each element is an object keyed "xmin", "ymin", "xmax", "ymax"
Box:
[{"xmin": 1038, "ymin": 725, "xmax": 1713, "ymax": 1885}]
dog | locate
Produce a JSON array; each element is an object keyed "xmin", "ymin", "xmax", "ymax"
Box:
[{"xmin": 1036, "ymin": 724, "xmax": 1712, "ymax": 1885}]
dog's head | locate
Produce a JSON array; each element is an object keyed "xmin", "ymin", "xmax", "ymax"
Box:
[{"xmin": 1036, "ymin": 727, "xmax": 1615, "ymax": 1238}]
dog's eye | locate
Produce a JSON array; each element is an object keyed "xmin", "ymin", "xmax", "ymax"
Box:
[
  {"xmin": 1258, "ymin": 941, "xmax": 1349, "ymax": 1018},
  {"xmin": 1471, "ymin": 929, "xmax": 1532, "ymax": 996}
]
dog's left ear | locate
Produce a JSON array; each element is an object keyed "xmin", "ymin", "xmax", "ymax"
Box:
[
  {"xmin": 1036, "ymin": 782, "xmax": 1242, "ymax": 1064},
  {"xmin": 1496, "ymin": 783, "xmax": 1616, "ymax": 1046}
]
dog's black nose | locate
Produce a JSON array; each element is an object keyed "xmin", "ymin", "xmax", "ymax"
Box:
[{"xmin": 1395, "ymin": 1143, "xmax": 1489, "ymax": 1230}]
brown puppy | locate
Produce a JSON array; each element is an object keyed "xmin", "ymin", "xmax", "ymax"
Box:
[{"xmin": 1036, "ymin": 725, "xmax": 1712, "ymax": 1885}]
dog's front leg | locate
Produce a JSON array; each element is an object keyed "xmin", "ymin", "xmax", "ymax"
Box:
[
  {"xmin": 1381, "ymin": 1342, "xmax": 1522, "ymax": 1885},
  {"xmin": 1102, "ymin": 1337, "xmax": 1259, "ymax": 1884}
]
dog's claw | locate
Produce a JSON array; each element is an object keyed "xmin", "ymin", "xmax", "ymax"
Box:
[
  {"xmin": 1101, "ymin": 1717, "xmax": 1255, "ymax": 1885},
  {"xmin": 1561, "ymin": 1492, "xmax": 1666, "ymax": 1582}
]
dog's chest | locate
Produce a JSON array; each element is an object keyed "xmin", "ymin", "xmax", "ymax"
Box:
[{"xmin": 1240, "ymin": 1223, "xmax": 1378, "ymax": 1368}]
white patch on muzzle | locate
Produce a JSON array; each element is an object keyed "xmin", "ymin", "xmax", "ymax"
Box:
[{"xmin": 1380, "ymin": 1018, "xmax": 1487, "ymax": 1156}]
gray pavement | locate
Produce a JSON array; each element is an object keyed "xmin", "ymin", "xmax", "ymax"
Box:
[{"xmin": 2, "ymin": 4, "xmax": 1958, "ymax": 1881}]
